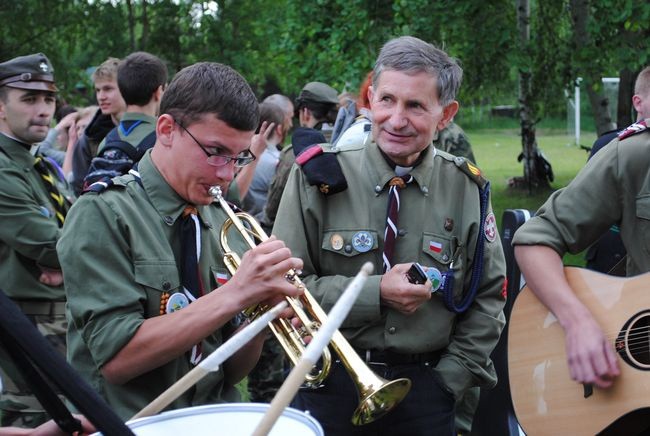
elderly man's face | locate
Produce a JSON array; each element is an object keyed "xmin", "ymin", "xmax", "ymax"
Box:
[
  {"xmin": 369, "ymin": 69, "xmax": 457, "ymax": 166},
  {"xmin": 0, "ymin": 88, "xmax": 55, "ymax": 144}
]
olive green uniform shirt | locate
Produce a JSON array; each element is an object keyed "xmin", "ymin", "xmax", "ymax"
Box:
[
  {"xmin": 273, "ymin": 139, "xmax": 506, "ymax": 399},
  {"xmin": 0, "ymin": 133, "xmax": 69, "ymax": 300},
  {"xmin": 513, "ymin": 122, "xmax": 650, "ymax": 276},
  {"xmin": 58, "ymin": 151, "xmax": 242, "ymax": 420},
  {"xmin": 96, "ymin": 112, "xmax": 157, "ymax": 154}
]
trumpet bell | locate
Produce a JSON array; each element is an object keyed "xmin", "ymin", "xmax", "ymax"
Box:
[{"xmin": 354, "ymin": 378, "xmax": 412, "ymax": 425}]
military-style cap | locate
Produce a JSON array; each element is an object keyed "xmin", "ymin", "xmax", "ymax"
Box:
[
  {"xmin": 297, "ymin": 82, "xmax": 338, "ymax": 105},
  {"xmin": 0, "ymin": 53, "xmax": 57, "ymax": 92}
]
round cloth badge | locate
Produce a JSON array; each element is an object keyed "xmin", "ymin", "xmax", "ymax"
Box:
[
  {"xmin": 351, "ymin": 231, "xmax": 373, "ymax": 253},
  {"xmin": 484, "ymin": 212, "xmax": 497, "ymax": 242},
  {"xmin": 330, "ymin": 233, "xmax": 344, "ymax": 251},
  {"xmin": 166, "ymin": 292, "xmax": 189, "ymax": 314},
  {"xmin": 424, "ymin": 267, "xmax": 443, "ymax": 292}
]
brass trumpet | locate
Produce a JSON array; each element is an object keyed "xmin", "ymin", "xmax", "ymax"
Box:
[{"xmin": 209, "ymin": 186, "xmax": 411, "ymax": 425}]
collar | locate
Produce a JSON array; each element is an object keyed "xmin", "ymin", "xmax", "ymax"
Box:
[
  {"xmin": 137, "ymin": 151, "xmax": 204, "ymax": 226},
  {"xmin": 120, "ymin": 112, "xmax": 157, "ymax": 125},
  {"xmin": 364, "ymin": 141, "xmax": 436, "ymax": 196},
  {"xmin": 0, "ymin": 132, "xmax": 36, "ymax": 167}
]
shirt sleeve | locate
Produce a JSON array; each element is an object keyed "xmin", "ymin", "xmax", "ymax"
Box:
[
  {"xmin": 0, "ymin": 166, "xmax": 61, "ymax": 268},
  {"xmin": 513, "ymin": 141, "xmax": 622, "ymax": 255},
  {"xmin": 58, "ymin": 194, "xmax": 144, "ymax": 367}
]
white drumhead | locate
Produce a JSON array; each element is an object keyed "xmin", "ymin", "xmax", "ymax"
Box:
[{"xmin": 114, "ymin": 403, "xmax": 323, "ymax": 436}]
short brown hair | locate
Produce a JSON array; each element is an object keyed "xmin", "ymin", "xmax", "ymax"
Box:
[{"xmin": 92, "ymin": 57, "xmax": 120, "ymax": 83}]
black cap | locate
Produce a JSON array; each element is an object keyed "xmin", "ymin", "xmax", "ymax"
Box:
[
  {"xmin": 296, "ymin": 82, "xmax": 338, "ymax": 105},
  {"xmin": 0, "ymin": 53, "xmax": 57, "ymax": 92}
]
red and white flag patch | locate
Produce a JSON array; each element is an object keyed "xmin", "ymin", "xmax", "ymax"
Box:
[
  {"xmin": 429, "ymin": 240, "xmax": 443, "ymax": 253},
  {"xmin": 216, "ymin": 272, "xmax": 229, "ymax": 285}
]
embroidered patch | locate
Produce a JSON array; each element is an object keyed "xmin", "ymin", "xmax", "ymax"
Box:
[
  {"xmin": 429, "ymin": 240, "xmax": 443, "ymax": 253},
  {"xmin": 484, "ymin": 212, "xmax": 497, "ymax": 242},
  {"xmin": 215, "ymin": 272, "xmax": 229, "ymax": 285}
]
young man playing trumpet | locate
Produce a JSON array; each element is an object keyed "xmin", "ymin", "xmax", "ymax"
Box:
[{"xmin": 58, "ymin": 62, "xmax": 303, "ymax": 419}]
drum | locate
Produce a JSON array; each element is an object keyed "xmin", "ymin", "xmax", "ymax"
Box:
[{"xmin": 94, "ymin": 403, "xmax": 323, "ymax": 436}]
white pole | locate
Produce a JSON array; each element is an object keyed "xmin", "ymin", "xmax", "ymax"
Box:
[{"xmin": 575, "ymin": 78, "xmax": 581, "ymax": 146}]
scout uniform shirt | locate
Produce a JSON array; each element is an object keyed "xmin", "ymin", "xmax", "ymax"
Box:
[
  {"xmin": 273, "ymin": 139, "xmax": 507, "ymax": 399},
  {"xmin": 58, "ymin": 150, "xmax": 245, "ymax": 420},
  {"xmin": 0, "ymin": 133, "xmax": 69, "ymax": 300},
  {"xmin": 513, "ymin": 118, "xmax": 650, "ymax": 276}
]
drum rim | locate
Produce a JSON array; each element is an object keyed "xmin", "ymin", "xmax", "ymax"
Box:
[{"xmin": 125, "ymin": 402, "xmax": 323, "ymax": 433}]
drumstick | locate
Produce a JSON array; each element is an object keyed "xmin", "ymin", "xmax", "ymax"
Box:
[
  {"xmin": 252, "ymin": 262, "xmax": 373, "ymax": 436},
  {"xmin": 131, "ymin": 300, "xmax": 288, "ymax": 420}
]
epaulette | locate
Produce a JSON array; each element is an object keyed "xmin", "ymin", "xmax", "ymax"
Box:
[
  {"xmin": 618, "ymin": 119, "xmax": 648, "ymax": 140},
  {"xmin": 81, "ymin": 174, "xmax": 129, "ymax": 195},
  {"xmin": 292, "ymin": 127, "xmax": 347, "ymax": 195},
  {"xmin": 449, "ymin": 155, "xmax": 488, "ymax": 190}
]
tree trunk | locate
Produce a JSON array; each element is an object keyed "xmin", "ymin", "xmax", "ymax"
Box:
[
  {"xmin": 140, "ymin": 0, "xmax": 149, "ymax": 50},
  {"xmin": 569, "ymin": 0, "xmax": 616, "ymax": 136},
  {"xmin": 514, "ymin": 0, "xmax": 549, "ymax": 192},
  {"xmin": 126, "ymin": 0, "xmax": 136, "ymax": 52},
  {"xmin": 617, "ymin": 68, "xmax": 635, "ymax": 128}
]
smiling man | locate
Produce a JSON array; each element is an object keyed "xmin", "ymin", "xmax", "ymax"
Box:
[
  {"xmin": 0, "ymin": 53, "xmax": 73, "ymax": 428},
  {"xmin": 273, "ymin": 36, "xmax": 506, "ymax": 435},
  {"xmin": 58, "ymin": 62, "xmax": 303, "ymax": 419}
]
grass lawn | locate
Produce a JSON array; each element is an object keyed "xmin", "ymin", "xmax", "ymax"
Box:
[{"xmin": 467, "ymin": 127, "xmax": 597, "ymax": 266}]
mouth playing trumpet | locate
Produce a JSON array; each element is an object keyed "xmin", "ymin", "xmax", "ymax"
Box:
[{"xmin": 209, "ymin": 186, "xmax": 411, "ymax": 425}]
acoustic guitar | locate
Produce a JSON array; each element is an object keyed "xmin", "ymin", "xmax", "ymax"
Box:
[{"xmin": 508, "ymin": 267, "xmax": 650, "ymax": 435}]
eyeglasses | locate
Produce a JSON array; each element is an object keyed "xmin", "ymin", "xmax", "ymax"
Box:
[{"xmin": 175, "ymin": 120, "xmax": 256, "ymax": 168}]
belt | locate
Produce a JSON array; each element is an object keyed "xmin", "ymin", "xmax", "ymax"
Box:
[
  {"xmin": 354, "ymin": 348, "xmax": 442, "ymax": 366},
  {"xmin": 13, "ymin": 300, "xmax": 66, "ymax": 316}
]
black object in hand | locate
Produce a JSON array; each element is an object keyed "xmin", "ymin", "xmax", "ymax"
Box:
[{"xmin": 406, "ymin": 263, "xmax": 427, "ymax": 285}]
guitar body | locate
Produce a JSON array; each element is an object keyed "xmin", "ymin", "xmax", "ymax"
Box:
[{"xmin": 508, "ymin": 267, "xmax": 650, "ymax": 435}]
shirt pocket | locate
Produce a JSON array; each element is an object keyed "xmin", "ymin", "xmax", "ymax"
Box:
[
  {"xmin": 134, "ymin": 260, "xmax": 180, "ymax": 316},
  {"xmin": 420, "ymin": 232, "xmax": 457, "ymax": 267},
  {"xmin": 321, "ymin": 229, "xmax": 379, "ymax": 257}
]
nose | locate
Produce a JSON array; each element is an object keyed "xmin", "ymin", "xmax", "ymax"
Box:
[
  {"xmin": 214, "ymin": 161, "xmax": 236, "ymax": 183},
  {"xmin": 388, "ymin": 105, "xmax": 408, "ymax": 130}
]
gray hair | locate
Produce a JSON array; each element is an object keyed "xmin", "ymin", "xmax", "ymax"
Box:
[
  {"xmin": 372, "ymin": 36, "xmax": 462, "ymax": 106},
  {"xmin": 263, "ymin": 94, "xmax": 293, "ymax": 115}
]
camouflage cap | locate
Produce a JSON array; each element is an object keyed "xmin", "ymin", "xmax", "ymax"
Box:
[
  {"xmin": 0, "ymin": 53, "xmax": 57, "ymax": 92},
  {"xmin": 297, "ymin": 82, "xmax": 338, "ymax": 105}
]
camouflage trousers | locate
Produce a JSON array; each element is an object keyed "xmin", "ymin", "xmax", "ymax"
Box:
[
  {"xmin": 247, "ymin": 334, "xmax": 286, "ymax": 403},
  {"xmin": 0, "ymin": 303, "xmax": 67, "ymax": 429}
]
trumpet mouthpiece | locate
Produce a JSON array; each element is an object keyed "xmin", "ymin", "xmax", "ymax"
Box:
[{"xmin": 209, "ymin": 186, "xmax": 222, "ymax": 199}]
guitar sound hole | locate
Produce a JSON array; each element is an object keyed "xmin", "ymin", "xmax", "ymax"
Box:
[{"xmin": 617, "ymin": 310, "xmax": 650, "ymax": 370}]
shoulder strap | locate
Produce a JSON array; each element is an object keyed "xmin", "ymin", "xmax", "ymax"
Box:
[
  {"xmin": 102, "ymin": 125, "xmax": 156, "ymax": 162},
  {"xmin": 618, "ymin": 119, "xmax": 648, "ymax": 140}
]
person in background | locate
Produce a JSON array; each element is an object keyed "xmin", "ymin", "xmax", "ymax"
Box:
[{"xmin": 0, "ymin": 53, "xmax": 73, "ymax": 428}]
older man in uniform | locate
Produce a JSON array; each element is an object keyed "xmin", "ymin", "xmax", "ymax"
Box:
[
  {"xmin": 0, "ymin": 53, "xmax": 72, "ymax": 428},
  {"xmin": 273, "ymin": 36, "xmax": 506, "ymax": 435},
  {"xmin": 58, "ymin": 62, "xmax": 303, "ymax": 419}
]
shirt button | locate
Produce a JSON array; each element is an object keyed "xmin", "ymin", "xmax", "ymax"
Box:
[
  {"xmin": 374, "ymin": 185, "xmax": 382, "ymax": 193},
  {"xmin": 164, "ymin": 216, "xmax": 173, "ymax": 224},
  {"xmin": 344, "ymin": 244, "xmax": 353, "ymax": 253},
  {"xmin": 388, "ymin": 327, "xmax": 396, "ymax": 334},
  {"xmin": 442, "ymin": 254, "xmax": 449, "ymax": 262},
  {"xmin": 421, "ymin": 186, "xmax": 429, "ymax": 194},
  {"xmin": 398, "ymin": 229, "xmax": 407, "ymax": 237},
  {"xmin": 162, "ymin": 281, "xmax": 171, "ymax": 291}
]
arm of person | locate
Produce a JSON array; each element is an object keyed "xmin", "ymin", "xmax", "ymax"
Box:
[
  {"xmin": 98, "ymin": 237, "xmax": 302, "ymax": 385},
  {"xmin": 514, "ymin": 244, "xmax": 620, "ymax": 388},
  {"xmin": 0, "ymin": 166, "xmax": 62, "ymax": 271},
  {"xmin": 232, "ymin": 121, "xmax": 274, "ymax": 199}
]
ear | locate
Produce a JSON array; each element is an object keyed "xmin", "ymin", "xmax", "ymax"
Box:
[
  {"xmin": 156, "ymin": 113, "xmax": 175, "ymax": 147},
  {"xmin": 154, "ymin": 85, "xmax": 164, "ymax": 102},
  {"xmin": 632, "ymin": 94, "xmax": 642, "ymax": 114},
  {"xmin": 437, "ymin": 101, "xmax": 459, "ymax": 131},
  {"xmin": 367, "ymin": 85, "xmax": 374, "ymax": 108}
]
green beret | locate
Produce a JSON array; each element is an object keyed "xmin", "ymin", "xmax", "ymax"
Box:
[{"xmin": 0, "ymin": 53, "xmax": 57, "ymax": 92}]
